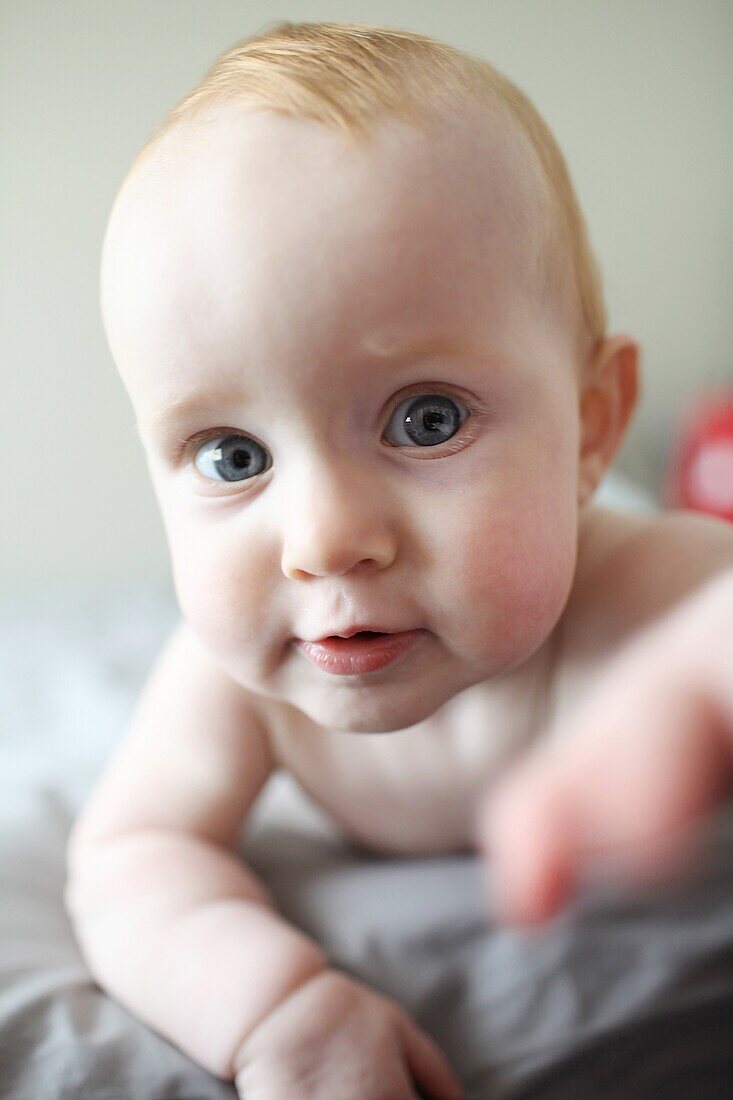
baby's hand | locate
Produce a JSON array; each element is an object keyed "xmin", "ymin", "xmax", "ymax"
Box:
[
  {"xmin": 233, "ymin": 968, "xmax": 463, "ymax": 1100},
  {"xmin": 477, "ymin": 566, "xmax": 733, "ymax": 926}
]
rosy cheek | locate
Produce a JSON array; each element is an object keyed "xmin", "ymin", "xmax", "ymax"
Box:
[
  {"xmin": 170, "ymin": 548, "xmax": 220, "ymax": 639},
  {"xmin": 446, "ymin": 492, "xmax": 577, "ymax": 664},
  {"xmin": 167, "ymin": 527, "xmax": 266, "ymax": 652}
]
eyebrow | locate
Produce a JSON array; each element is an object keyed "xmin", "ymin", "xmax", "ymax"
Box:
[
  {"xmin": 136, "ymin": 385, "xmax": 249, "ymax": 443},
  {"xmin": 137, "ymin": 334, "xmax": 492, "ymax": 444}
]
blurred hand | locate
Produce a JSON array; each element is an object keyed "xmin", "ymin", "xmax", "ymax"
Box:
[
  {"xmin": 234, "ymin": 968, "xmax": 463, "ymax": 1100},
  {"xmin": 477, "ymin": 566, "xmax": 733, "ymax": 925}
]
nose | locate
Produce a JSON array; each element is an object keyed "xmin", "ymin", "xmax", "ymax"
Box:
[{"xmin": 279, "ymin": 458, "xmax": 398, "ymax": 580}]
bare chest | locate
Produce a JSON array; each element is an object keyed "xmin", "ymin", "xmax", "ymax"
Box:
[{"xmin": 263, "ymin": 671, "xmax": 556, "ymax": 855}]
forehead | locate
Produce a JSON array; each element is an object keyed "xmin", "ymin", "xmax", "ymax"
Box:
[{"xmin": 101, "ymin": 105, "xmax": 556, "ymax": 409}]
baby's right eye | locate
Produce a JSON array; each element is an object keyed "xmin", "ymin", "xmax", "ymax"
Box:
[{"xmin": 193, "ymin": 434, "xmax": 272, "ymax": 483}]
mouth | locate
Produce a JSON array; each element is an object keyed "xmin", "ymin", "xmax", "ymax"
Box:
[
  {"xmin": 295, "ymin": 629, "xmax": 427, "ymax": 676},
  {"xmin": 311, "ymin": 626, "xmax": 394, "ymax": 642}
]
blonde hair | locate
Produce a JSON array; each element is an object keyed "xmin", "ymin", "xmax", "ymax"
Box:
[{"xmin": 133, "ymin": 21, "xmax": 607, "ymax": 363}]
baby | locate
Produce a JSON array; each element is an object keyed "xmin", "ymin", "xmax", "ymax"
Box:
[{"xmin": 64, "ymin": 21, "xmax": 733, "ymax": 1100}]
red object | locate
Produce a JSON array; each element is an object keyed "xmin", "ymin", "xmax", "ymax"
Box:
[{"xmin": 665, "ymin": 393, "xmax": 733, "ymax": 523}]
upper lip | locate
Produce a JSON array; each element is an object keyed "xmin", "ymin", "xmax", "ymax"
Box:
[{"xmin": 300, "ymin": 625, "xmax": 410, "ymax": 642}]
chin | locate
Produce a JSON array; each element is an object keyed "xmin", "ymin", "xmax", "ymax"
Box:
[{"xmin": 292, "ymin": 677, "xmax": 456, "ymax": 734}]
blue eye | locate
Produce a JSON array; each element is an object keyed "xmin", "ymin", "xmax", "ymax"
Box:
[
  {"xmin": 193, "ymin": 434, "xmax": 271, "ymax": 482},
  {"xmin": 384, "ymin": 393, "xmax": 468, "ymax": 447}
]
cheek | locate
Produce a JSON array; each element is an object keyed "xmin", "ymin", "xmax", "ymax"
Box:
[
  {"xmin": 165, "ymin": 516, "xmax": 271, "ymax": 657},
  {"xmin": 437, "ymin": 447, "xmax": 579, "ymax": 665}
]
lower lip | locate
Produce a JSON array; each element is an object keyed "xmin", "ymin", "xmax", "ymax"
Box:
[{"xmin": 295, "ymin": 630, "xmax": 426, "ymax": 676}]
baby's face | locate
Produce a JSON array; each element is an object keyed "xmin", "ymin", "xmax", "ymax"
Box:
[{"xmin": 102, "ymin": 106, "xmax": 585, "ymax": 732}]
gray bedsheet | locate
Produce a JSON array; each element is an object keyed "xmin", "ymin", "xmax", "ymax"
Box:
[{"xmin": 2, "ymin": 510, "xmax": 732, "ymax": 1097}]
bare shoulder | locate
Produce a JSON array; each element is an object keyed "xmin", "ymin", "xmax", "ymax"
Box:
[
  {"xmin": 560, "ymin": 503, "xmax": 733, "ymax": 663},
  {"xmin": 68, "ymin": 619, "xmax": 279, "ymax": 851},
  {"xmin": 167, "ymin": 621, "xmax": 271, "ymax": 726},
  {"xmin": 172, "ymin": 620, "xmax": 279, "ymax": 770}
]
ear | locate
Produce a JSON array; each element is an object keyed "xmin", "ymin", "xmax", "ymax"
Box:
[{"xmin": 578, "ymin": 333, "xmax": 640, "ymax": 506}]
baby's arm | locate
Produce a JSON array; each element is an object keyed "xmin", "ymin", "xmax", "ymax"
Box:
[
  {"xmin": 479, "ymin": 561, "xmax": 733, "ymax": 926},
  {"xmin": 64, "ymin": 621, "xmax": 327, "ymax": 1078},
  {"xmin": 65, "ymin": 622, "xmax": 463, "ymax": 1099}
]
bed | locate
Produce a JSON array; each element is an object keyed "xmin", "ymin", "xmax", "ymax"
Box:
[{"xmin": 2, "ymin": 474, "xmax": 732, "ymax": 1099}]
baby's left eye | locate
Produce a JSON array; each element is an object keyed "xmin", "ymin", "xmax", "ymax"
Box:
[{"xmin": 383, "ymin": 393, "xmax": 469, "ymax": 448}]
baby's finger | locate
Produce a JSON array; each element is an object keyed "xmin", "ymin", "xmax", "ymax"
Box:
[
  {"xmin": 392, "ymin": 1007, "xmax": 464, "ymax": 1100},
  {"xmin": 479, "ymin": 762, "xmax": 578, "ymax": 924},
  {"xmin": 480, "ymin": 682, "xmax": 731, "ymax": 925}
]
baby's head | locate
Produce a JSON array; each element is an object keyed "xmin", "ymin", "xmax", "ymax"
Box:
[{"xmin": 101, "ymin": 21, "xmax": 638, "ymax": 732}]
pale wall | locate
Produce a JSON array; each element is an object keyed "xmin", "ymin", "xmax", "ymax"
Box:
[{"xmin": 2, "ymin": 0, "xmax": 731, "ymax": 585}]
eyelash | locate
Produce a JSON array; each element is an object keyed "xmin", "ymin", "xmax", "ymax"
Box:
[{"xmin": 178, "ymin": 385, "xmax": 483, "ymax": 476}]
